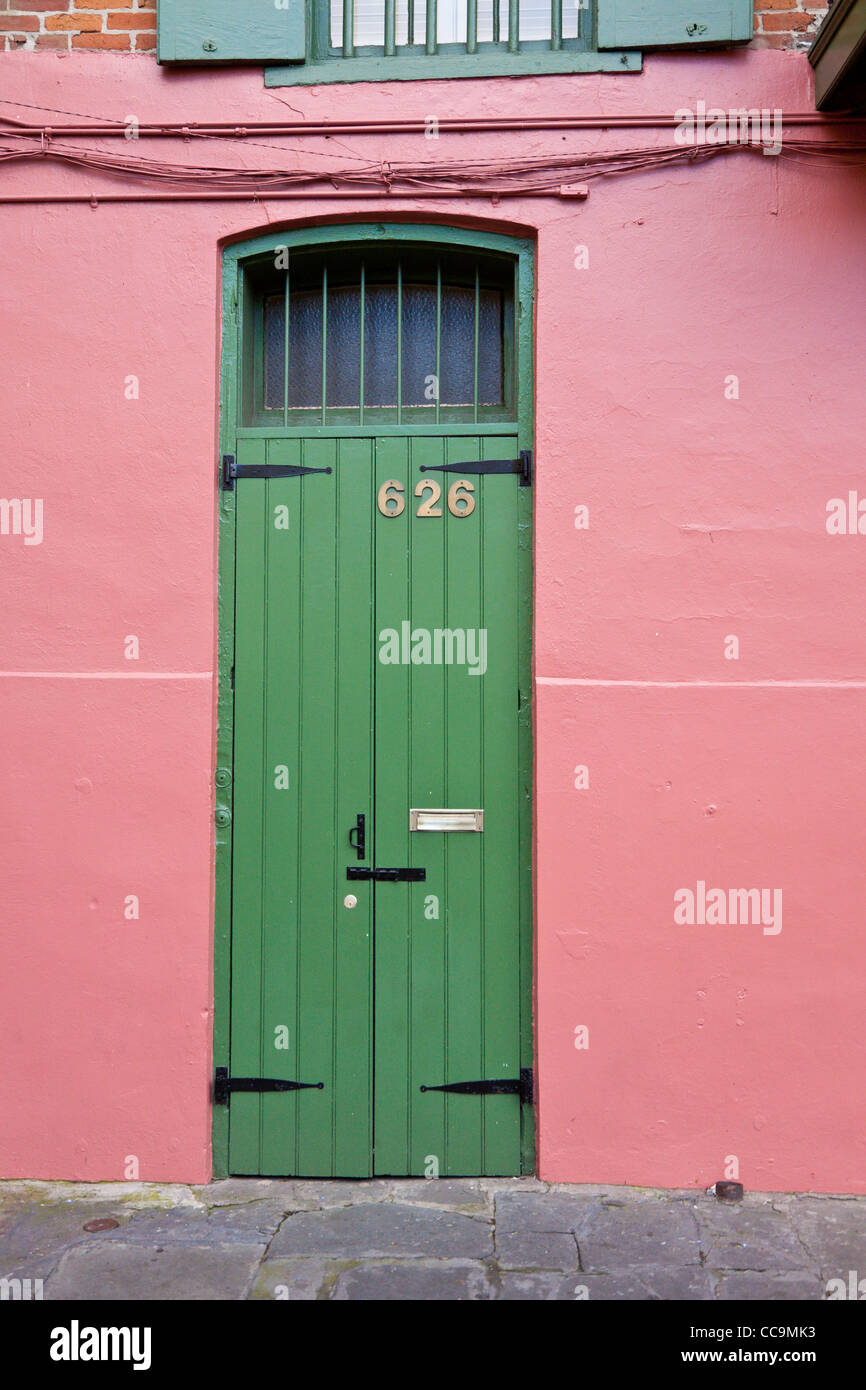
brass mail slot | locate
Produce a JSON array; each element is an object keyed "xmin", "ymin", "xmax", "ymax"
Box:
[{"xmin": 409, "ymin": 808, "xmax": 484, "ymax": 833}]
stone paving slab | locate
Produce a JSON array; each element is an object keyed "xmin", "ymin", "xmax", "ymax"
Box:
[
  {"xmin": 1, "ymin": 1178, "xmax": 863, "ymax": 1301},
  {"xmin": 46, "ymin": 1242, "xmax": 265, "ymax": 1301},
  {"xmin": 267, "ymin": 1201, "xmax": 493, "ymax": 1260},
  {"xmin": 696, "ymin": 1201, "xmax": 817, "ymax": 1273}
]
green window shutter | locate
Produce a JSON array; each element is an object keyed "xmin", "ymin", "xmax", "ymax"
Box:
[
  {"xmin": 597, "ymin": 0, "xmax": 753, "ymax": 48},
  {"xmin": 157, "ymin": 0, "xmax": 306, "ymax": 63}
]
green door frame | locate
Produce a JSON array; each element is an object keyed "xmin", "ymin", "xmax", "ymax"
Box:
[{"xmin": 213, "ymin": 221, "xmax": 535, "ymax": 1178}]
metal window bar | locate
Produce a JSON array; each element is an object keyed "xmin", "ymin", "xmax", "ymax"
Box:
[
  {"xmin": 359, "ymin": 260, "xmax": 365, "ymax": 425},
  {"xmin": 321, "ymin": 263, "xmax": 328, "ymax": 425},
  {"xmin": 343, "ymin": 0, "xmax": 355, "ymax": 55},
  {"xmin": 467, "ymin": 0, "xmax": 477, "ymax": 52},
  {"xmin": 473, "ymin": 263, "xmax": 480, "ymax": 423},
  {"xmin": 396, "ymin": 261, "xmax": 403, "ymax": 423},
  {"xmin": 435, "ymin": 261, "xmax": 441, "ymax": 424},
  {"xmin": 282, "ymin": 267, "xmax": 290, "ymax": 427},
  {"xmin": 333, "ymin": 0, "xmax": 586, "ymax": 55}
]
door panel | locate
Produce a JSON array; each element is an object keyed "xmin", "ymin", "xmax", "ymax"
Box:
[
  {"xmin": 230, "ymin": 435, "xmax": 374, "ymax": 1176},
  {"xmin": 229, "ymin": 432, "xmax": 526, "ymax": 1176},
  {"xmin": 373, "ymin": 435, "xmax": 523, "ymax": 1175}
]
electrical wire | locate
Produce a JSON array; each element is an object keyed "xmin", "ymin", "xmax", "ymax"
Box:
[{"xmin": 1, "ymin": 129, "xmax": 865, "ymax": 200}]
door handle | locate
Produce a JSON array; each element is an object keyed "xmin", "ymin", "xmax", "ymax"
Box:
[
  {"xmin": 348, "ymin": 813, "xmax": 366, "ymax": 860},
  {"xmin": 346, "ymin": 866, "xmax": 426, "ymax": 882}
]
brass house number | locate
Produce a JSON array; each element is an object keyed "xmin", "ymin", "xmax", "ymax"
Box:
[{"xmin": 377, "ymin": 479, "xmax": 476, "ymax": 519}]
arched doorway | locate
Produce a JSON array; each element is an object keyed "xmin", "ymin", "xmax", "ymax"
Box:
[{"xmin": 215, "ymin": 224, "xmax": 535, "ymax": 1176}]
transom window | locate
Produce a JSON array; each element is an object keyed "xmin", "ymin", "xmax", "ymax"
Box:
[{"xmin": 246, "ymin": 245, "xmax": 516, "ymax": 428}]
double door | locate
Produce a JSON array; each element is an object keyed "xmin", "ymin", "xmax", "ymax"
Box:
[{"xmin": 225, "ymin": 430, "xmax": 531, "ymax": 1175}]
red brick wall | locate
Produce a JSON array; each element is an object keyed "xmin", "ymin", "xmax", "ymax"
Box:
[
  {"xmin": 0, "ymin": 0, "xmax": 828, "ymax": 54},
  {"xmin": 2, "ymin": 1, "xmax": 156, "ymax": 51},
  {"xmin": 754, "ymin": 0, "xmax": 829, "ymax": 49}
]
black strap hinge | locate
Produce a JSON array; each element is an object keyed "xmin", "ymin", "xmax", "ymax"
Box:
[
  {"xmin": 420, "ymin": 1068, "xmax": 533, "ymax": 1104},
  {"xmin": 222, "ymin": 454, "xmax": 333, "ymax": 490},
  {"xmin": 214, "ymin": 1066, "xmax": 324, "ymax": 1106},
  {"xmin": 419, "ymin": 450, "xmax": 532, "ymax": 487},
  {"xmin": 347, "ymin": 866, "xmax": 426, "ymax": 882}
]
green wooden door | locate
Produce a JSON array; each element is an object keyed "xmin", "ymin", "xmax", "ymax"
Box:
[{"xmin": 220, "ymin": 230, "xmax": 533, "ymax": 1177}]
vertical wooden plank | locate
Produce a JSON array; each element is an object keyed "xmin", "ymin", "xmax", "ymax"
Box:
[
  {"xmin": 343, "ymin": 0, "xmax": 354, "ymax": 55},
  {"xmin": 373, "ymin": 435, "xmax": 413, "ymax": 1173},
  {"xmin": 293, "ymin": 437, "xmax": 339, "ymax": 1174},
  {"xmin": 405, "ymin": 435, "xmax": 448, "ymax": 1177},
  {"xmin": 479, "ymin": 433, "xmax": 523, "ymax": 1173},
  {"xmin": 440, "ymin": 433, "xmax": 484, "ymax": 1174},
  {"xmin": 333, "ymin": 437, "xmax": 375, "ymax": 1176},
  {"xmin": 385, "ymin": 0, "xmax": 396, "ymax": 53},
  {"xmin": 467, "ymin": 0, "xmax": 478, "ymax": 51},
  {"xmin": 260, "ymin": 439, "xmax": 303, "ymax": 1174},
  {"xmin": 228, "ymin": 439, "xmax": 268, "ymax": 1174},
  {"xmin": 508, "ymin": 0, "xmax": 519, "ymax": 50},
  {"xmin": 426, "ymin": 0, "xmax": 437, "ymax": 52}
]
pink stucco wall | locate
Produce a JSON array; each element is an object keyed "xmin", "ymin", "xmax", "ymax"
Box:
[{"xmin": 2, "ymin": 49, "xmax": 864, "ymax": 1190}]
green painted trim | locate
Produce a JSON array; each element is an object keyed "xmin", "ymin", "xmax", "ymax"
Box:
[
  {"xmin": 265, "ymin": 48, "xmax": 640, "ymax": 83},
  {"xmin": 598, "ymin": 0, "xmax": 752, "ymax": 49},
  {"xmin": 216, "ymin": 221, "xmax": 536, "ymax": 1177},
  {"xmin": 213, "ymin": 259, "xmax": 241, "ymax": 1180},
  {"xmin": 158, "ymin": 0, "xmax": 306, "ymax": 64},
  {"xmin": 513, "ymin": 229, "xmax": 535, "ymax": 1177}
]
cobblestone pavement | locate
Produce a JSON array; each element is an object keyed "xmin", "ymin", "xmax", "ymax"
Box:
[{"xmin": 1, "ymin": 1179, "xmax": 863, "ymax": 1301}]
